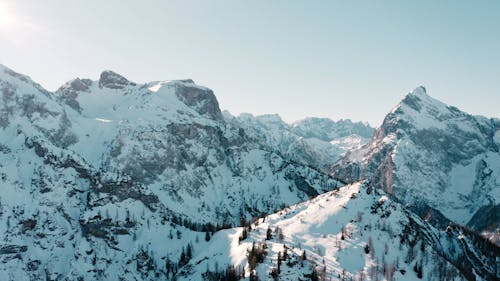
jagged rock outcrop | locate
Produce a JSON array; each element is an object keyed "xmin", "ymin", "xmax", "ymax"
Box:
[
  {"xmin": 98, "ymin": 70, "xmax": 136, "ymax": 89},
  {"xmin": 172, "ymin": 80, "xmax": 223, "ymax": 120}
]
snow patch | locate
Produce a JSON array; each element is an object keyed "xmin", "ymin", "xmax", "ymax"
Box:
[{"xmin": 95, "ymin": 118, "xmax": 112, "ymax": 123}]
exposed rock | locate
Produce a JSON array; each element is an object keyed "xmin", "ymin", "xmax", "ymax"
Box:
[
  {"xmin": 0, "ymin": 245, "xmax": 28, "ymax": 255},
  {"xmin": 99, "ymin": 70, "xmax": 136, "ymax": 89},
  {"xmin": 21, "ymin": 219, "xmax": 37, "ymax": 232},
  {"xmin": 173, "ymin": 81, "xmax": 223, "ymax": 120},
  {"xmin": 26, "ymin": 259, "xmax": 41, "ymax": 271},
  {"xmin": 55, "ymin": 78, "xmax": 92, "ymax": 112}
]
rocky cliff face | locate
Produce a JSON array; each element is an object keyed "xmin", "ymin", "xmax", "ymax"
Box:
[{"xmin": 332, "ymin": 86, "xmax": 500, "ymax": 245}]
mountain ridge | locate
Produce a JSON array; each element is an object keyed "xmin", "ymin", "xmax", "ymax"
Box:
[{"xmin": 0, "ymin": 65, "xmax": 497, "ymax": 280}]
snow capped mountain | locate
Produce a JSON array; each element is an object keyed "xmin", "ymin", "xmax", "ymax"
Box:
[
  {"xmin": 0, "ymin": 65, "xmax": 497, "ymax": 281},
  {"xmin": 332, "ymin": 86, "xmax": 500, "ymax": 245},
  {"xmin": 0, "ymin": 65, "xmax": 350, "ymax": 280}
]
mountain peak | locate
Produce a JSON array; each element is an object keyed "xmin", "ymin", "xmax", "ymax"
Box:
[
  {"xmin": 335, "ymin": 86, "xmax": 500, "ymax": 246},
  {"xmin": 98, "ymin": 70, "xmax": 136, "ymax": 89},
  {"xmin": 175, "ymin": 78, "xmax": 195, "ymax": 84},
  {"xmin": 398, "ymin": 86, "xmax": 429, "ymax": 111},
  {"xmin": 59, "ymin": 78, "xmax": 93, "ymax": 92},
  {"xmin": 391, "ymin": 86, "xmax": 454, "ymax": 118},
  {"xmin": 409, "ymin": 85, "xmax": 427, "ymax": 96}
]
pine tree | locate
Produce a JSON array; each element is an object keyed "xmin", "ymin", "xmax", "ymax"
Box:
[
  {"xmin": 179, "ymin": 249, "xmax": 186, "ymax": 266},
  {"xmin": 266, "ymin": 226, "xmax": 272, "ymax": 240},
  {"xmin": 271, "ymin": 267, "xmax": 279, "ymax": 281},
  {"xmin": 368, "ymin": 237, "xmax": 375, "ymax": 259},
  {"xmin": 277, "ymin": 252, "xmax": 282, "ymax": 273},
  {"xmin": 165, "ymin": 256, "xmax": 172, "ymax": 275},
  {"xmin": 249, "ymin": 270, "xmax": 256, "ymax": 281},
  {"xmin": 310, "ymin": 268, "xmax": 319, "ymax": 281},
  {"xmin": 239, "ymin": 227, "xmax": 248, "ymax": 242},
  {"xmin": 186, "ymin": 243, "xmax": 193, "ymax": 260},
  {"xmin": 320, "ymin": 266, "xmax": 326, "ymax": 281},
  {"xmin": 413, "ymin": 261, "xmax": 423, "ymax": 279}
]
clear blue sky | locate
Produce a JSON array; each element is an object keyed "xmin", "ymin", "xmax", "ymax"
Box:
[{"xmin": 1, "ymin": 0, "xmax": 499, "ymax": 126}]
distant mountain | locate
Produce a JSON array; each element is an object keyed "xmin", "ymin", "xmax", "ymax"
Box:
[
  {"xmin": 226, "ymin": 113, "xmax": 374, "ymax": 171},
  {"xmin": 332, "ymin": 86, "xmax": 500, "ymax": 245},
  {"xmin": 291, "ymin": 117, "xmax": 374, "ymax": 140}
]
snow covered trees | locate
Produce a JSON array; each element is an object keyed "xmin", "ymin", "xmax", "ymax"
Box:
[
  {"xmin": 178, "ymin": 243, "xmax": 193, "ymax": 268},
  {"xmin": 247, "ymin": 242, "xmax": 267, "ymax": 272},
  {"xmin": 239, "ymin": 226, "xmax": 251, "ymax": 243},
  {"xmin": 203, "ymin": 265, "xmax": 244, "ymax": 281}
]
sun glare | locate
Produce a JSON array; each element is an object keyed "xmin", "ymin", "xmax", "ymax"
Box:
[{"xmin": 0, "ymin": 3, "xmax": 14, "ymax": 29}]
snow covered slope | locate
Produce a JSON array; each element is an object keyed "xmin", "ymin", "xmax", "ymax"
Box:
[
  {"xmin": 0, "ymin": 64, "xmax": 348, "ymax": 280},
  {"xmin": 1, "ymin": 65, "xmax": 497, "ymax": 280},
  {"xmin": 332, "ymin": 86, "xmax": 500, "ymax": 245},
  {"xmin": 177, "ymin": 182, "xmax": 498, "ymax": 281},
  {"xmin": 0, "ymin": 64, "xmax": 343, "ymax": 225}
]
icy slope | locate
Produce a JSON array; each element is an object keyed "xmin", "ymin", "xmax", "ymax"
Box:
[
  {"xmin": 332, "ymin": 86, "xmax": 500, "ymax": 244},
  {"xmin": 177, "ymin": 182, "xmax": 498, "ymax": 280}
]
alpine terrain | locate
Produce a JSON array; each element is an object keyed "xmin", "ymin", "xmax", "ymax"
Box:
[{"xmin": 0, "ymin": 65, "xmax": 498, "ymax": 280}]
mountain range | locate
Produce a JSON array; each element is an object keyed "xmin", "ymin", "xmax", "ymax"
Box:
[{"xmin": 0, "ymin": 65, "xmax": 497, "ymax": 280}]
